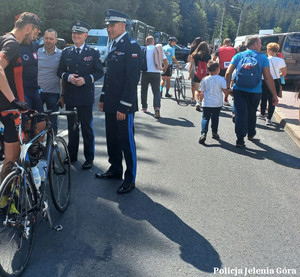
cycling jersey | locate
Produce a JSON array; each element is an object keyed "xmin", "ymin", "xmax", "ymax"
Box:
[
  {"xmin": 20, "ymin": 41, "xmax": 39, "ymax": 90},
  {"xmin": 0, "ymin": 33, "xmax": 24, "ymax": 111},
  {"xmin": 163, "ymin": 44, "xmax": 175, "ymax": 65}
]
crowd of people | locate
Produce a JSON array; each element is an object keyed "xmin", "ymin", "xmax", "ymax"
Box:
[
  {"xmin": 0, "ymin": 9, "xmax": 289, "ymax": 201},
  {"xmin": 182, "ymin": 36, "xmax": 285, "ymax": 148}
]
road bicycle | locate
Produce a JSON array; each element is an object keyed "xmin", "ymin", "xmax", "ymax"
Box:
[
  {"xmin": 0, "ymin": 109, "xmax": 77, "ymax": 276},
  {"xmin": 174, "ymin": 67, "xmax": 187, "ymax": 104}
]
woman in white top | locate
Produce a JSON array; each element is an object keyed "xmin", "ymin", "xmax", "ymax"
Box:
[{"xmin": 260, "ymin": 43, "xmax": 287, "ymax": 125}]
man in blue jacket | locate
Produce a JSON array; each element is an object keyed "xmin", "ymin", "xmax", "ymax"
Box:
[
  {"xmin": 57, "ymin": 21, "xmax": 103, "ymax": 169},
  {"xmin": 95, "ymin": 10, "xmax": 141, "ymax": 194}
]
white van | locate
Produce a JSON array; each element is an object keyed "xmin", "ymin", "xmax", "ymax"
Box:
[
  {"xmin": 86, "ymin": 29, "xmax": 110, "ymax": 65},
  {"xmin": 234, "ymin": 35, "xmax": 254, "ymax": 48}
]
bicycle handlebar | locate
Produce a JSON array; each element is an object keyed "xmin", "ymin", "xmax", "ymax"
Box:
[{"xmin": 26, "ymin": 109, "xmax": 79, "ymax": 131}]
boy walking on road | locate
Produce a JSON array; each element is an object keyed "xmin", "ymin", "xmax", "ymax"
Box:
[{"xmin": 198, "ymin": 61, "xmax": 228, "ymax": 145}]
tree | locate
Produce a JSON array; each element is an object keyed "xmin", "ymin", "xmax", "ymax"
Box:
[{"xmin": 274, "ymin": 27, "xmax": 282, "ymax": 34}]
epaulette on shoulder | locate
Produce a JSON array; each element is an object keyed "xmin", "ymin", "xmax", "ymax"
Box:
[
  {"xmin": 130, "ymin": 37, "xmax": 138, "ymax": 45},
  {"xmin": 65, "ymin": 45, "xmax": 73, "ymax": 51}
]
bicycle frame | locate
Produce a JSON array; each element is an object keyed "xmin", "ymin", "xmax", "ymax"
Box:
[{"xmin": 13, "ymin": 112, "xmax": 56, "ymax": 227}]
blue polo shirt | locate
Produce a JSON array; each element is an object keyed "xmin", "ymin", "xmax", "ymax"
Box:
[{"xmin": 231, "ymin": 49, "xmax": 270, "ymax": 93}]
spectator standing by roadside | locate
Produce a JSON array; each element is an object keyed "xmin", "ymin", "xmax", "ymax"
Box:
[
  {"xmin": 198, "ymin": 61, "xmax": 228, "ymax": 145},
  {"xmin": 0, "ymin": 12, "xmax": 38, "ymax": 182},
  {"xmin": 57, "ymin": 20, "xmax": 103, "ymax": 170},
  {"xmin": 259, "ymin": 42, "xmax": 286, "ymax": 125},
  {"xmin": 160, "ymin": 37, "xmax": 182, "ymax": 98},
  {"xmin": 140, "ymin": 36, "xmax": 168, "ymax": 119},
  {"xmin": 238, "ymin": 41, "xmax": 247, "ymax": 52},
  {"xmin": 225, "ymin": 36, "xmax": 279, "ymax": 148},
  {"xmin": 213, "ymin": 38, "xmax": 236, "ymax": 106},
  {"xmin": 38, "ymin": 29, "xmax": 62, "ymax": 134},
  {"xmin": 187, "ymin": 37, "xmax": 202, "ymax": 102},
  {"xmin": 95, "ymin": 10, "xmax": 141, "ymax": 195},
  {"xmin": 189, "ymin": 41, "xmax": 211, "ymax": 111}
]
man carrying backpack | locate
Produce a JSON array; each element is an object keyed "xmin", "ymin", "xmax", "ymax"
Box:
[{"xmin": 225, "ymin": 36, "xmax": 278, "ymax": 148}]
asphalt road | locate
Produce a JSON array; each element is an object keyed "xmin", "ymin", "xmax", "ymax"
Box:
[{"xmin": 22, "ymin": 70, "xmax": 300, "ymax": 277}]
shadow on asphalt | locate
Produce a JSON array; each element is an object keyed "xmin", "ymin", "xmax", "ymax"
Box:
[
  {"xmin": 142, "ymin": 112, "xmax": 195, "ymax": 127},
  {"xmin": 205, "ymin": 138, "xmax": 300, "ymax": 169},
  {"xmin": 99, "ymin": 188, "xmax": 222, "ymax": 273}
]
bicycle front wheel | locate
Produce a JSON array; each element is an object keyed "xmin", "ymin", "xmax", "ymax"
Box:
[
  {"xmin": 49, "ymin": 136, "xmax": 71, "ymax": 212},
  {"xmin": 174, "ymin": 78, "xmax": 181, "ymax": 104},
  {"xmin": 0, "ymin": 170, "xmax": 37, "ymax": 277},
  {"xmin": 180, "ymin": 78, "xmax": 186, "ymax": 100}
]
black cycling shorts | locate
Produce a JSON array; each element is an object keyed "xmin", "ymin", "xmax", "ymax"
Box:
[
  {"xmin": 0, "ymin": 110, "xmax": 20, "ymax": 143},
  {"xmin": 162, "ymin": 65, "xmax": 173, "ymax": 77}
]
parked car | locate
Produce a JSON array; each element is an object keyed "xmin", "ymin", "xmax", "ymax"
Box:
[
  {"xmin": 161, "ymin": 42, "xmax": 190, "ymax": 63},
  {"xmin": 174, "ymin": 44, "xmax": 190, "ymax": 63}
]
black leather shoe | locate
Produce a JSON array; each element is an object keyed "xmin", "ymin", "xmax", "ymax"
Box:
[
  {"xmin": 64, "ymin": 157, "xmax": 77, "ymax": 164},
  {"xmin": 117, "ymin": 182, "xmax": 135, "ymax": 194},
  {"xmin": 82, "ymin": 161, "xmax": 93, "ymax": 170},
  {"xmin": 95, "ymin": 171, "xmax": 122, "ymax": 179}
]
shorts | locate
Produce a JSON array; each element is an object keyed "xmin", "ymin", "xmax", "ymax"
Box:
[
  {"xmin": 193, "ymin": 74, "xmax": 201, "ymax": 83},
  {"xmin": 162, "ymin": 65, "xmax": 173, "ymax": 77},
  {"xmin": 24, "ymin": 88, "xmax": 45, "ymax": 122},
  {"xmin": 0, "ymin": 110, "xmax": 21, "ymax": 143}
]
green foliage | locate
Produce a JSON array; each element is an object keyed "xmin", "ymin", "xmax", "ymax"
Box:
[
  {"xmin": 274, "ymin": 27, "xmax": 282, "ymax": 34},
  {"xmin": 0, "ymin": 0, "xmax": 299, "ymax": 45}
]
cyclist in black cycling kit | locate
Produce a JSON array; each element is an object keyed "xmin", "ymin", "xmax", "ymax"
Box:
[{"xmin": 0, "ymin": 12, "xmax": 40, "ymax": 182}]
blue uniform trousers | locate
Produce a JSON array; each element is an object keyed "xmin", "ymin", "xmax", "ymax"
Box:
[
  {"xmin": 105, "ymin": 113, "xmax": 136, "ymax": 183},
  {"xmin": 66, "ymin": 104, "xmax": 94, "ymax": 162}
]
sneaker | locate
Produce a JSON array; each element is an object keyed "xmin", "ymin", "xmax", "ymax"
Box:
[
  {"xmin": 154, "ymin": 110, "xmax": 160, "ymax": 119},
  {"xmin": 8, "ymin": 201, "xmax": 19, "ymax": 216},
  {"xmin": 223, "ymin": 100, "xmax": 231, "ymax": 106},
  {"xmin": 165, "ymin": 93, "xmax": 172, "ymax": 98},
  {"xmin": 141, "ymin": 108, "xmax": 147, "ymax": 112},
  {"xmin": 236, "ymin": 140, "xmax": 246, "ymax": 148},
  {"xmin": 0, "ymin": 195, "xmax": 19, "ymax": 216},
  {"xmin": 199, "ymin": 134, "xmax": 206, "ymax": 144},
  {"xmin": 0, "ymin": 195, "xmax": 8, "ymax": 214},
  {"xmin": 266, "ymin": 119, "xmax": 272, "ymax": 125},
  {"xmin": 212, "ymin": 133, "xmax": 220, "ymax": 140},
  {"xmin": 195, "ymin": 104, "xmax": 201, "ymax": 112},
  {"xmin": 257, "ymin": 113, "xmax": 265, "ymax": 119}
]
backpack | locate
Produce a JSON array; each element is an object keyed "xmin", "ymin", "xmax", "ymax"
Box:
[
  {"xmin": 195, "ymin": 60, "xmax": 207, "ymax": 80},
  {"xmin": 235, "ymin": 52, "xmax": 261, "ymax": 88}
]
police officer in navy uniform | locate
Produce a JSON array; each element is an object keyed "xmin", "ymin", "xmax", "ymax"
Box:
[
  {"xmin": 95, "ymin": 10, "xmax": 141, "ymax": 194},
  {"xmin": 57, "ymin": 21, "xmax": 103, "ymax": 170}
]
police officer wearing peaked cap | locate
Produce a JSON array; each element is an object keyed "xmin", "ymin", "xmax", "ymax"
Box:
[
  {"xmin": 57, "ymin": 20, "xmax": 104, "ymax": 170},
  {"xmin": 95, "ymin": 10, "xmax": 141, "ymax": 194}
]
